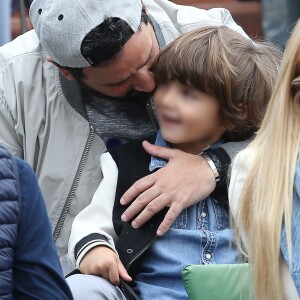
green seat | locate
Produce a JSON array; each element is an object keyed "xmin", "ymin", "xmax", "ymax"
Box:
[{"xmin": 182, "ymin": 263, "xmax": 254, "ymax": 300}]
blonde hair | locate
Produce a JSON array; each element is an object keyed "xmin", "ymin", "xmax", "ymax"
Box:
[
  {"xmin": 236, "ymin": 20, "xmax": 300, "ymax": 299},
  {"xmin": 154, "ymin": 26, "xmax": 281, "ymax": 141}
]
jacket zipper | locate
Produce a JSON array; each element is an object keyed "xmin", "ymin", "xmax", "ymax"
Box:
[
  {"xmin": 146, "ymin": 99, "xmax": 159, "ymax": 131},
  {"xmin": 53, "ymin": 125, "xmax": 95, "ymax": 242}
]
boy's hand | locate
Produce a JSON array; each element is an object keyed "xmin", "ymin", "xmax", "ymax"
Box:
[
  {"xmin": 120, "ymin": 141, "xmax": 216, "ymax": 236},
  {"xmin": 79, "ymin": 246, "xmax": 132, "ymax": 285}
]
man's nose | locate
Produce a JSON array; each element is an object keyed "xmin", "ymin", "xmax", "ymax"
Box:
[{"xmin": 133, "ymin": 70, "xmax": 155, "ymax": 93}]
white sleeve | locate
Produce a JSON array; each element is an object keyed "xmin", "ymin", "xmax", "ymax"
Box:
[
  {"xmin": 228, "ymin": 148, "xmax": 253, "ymax": 249},
  {"xmin": 229, "ymin": 150, "xmax": 300, "ymax": 299},
  {"xmin": 68, "ymin": 152, "xmax": 119, "ymax": 269}
]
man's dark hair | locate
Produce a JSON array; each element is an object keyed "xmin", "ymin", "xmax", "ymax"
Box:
[{"xmin": 66, "ymin": 7, "xmax": 150, "ymax": 80}]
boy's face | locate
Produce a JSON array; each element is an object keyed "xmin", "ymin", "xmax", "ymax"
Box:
[{"xmin": 154, "ymin": 81, "xmax": 225, "ymax": 154}]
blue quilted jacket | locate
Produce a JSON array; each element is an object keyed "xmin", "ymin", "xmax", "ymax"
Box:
[
  {"xmin": 0, "ymin": 145, "xmax": 73, "ymax": 299},
  {"xmin": 0, "ymin": 145, "xmax": 19, "ymax": 299}
]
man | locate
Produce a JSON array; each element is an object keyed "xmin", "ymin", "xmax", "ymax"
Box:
[{"xmin": 0, "ymin": 0, "xmax": 249, "ymax": 274}]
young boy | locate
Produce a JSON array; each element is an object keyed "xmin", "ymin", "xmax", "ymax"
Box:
[{"xmin": 67, "ymin": 26, "xmax": 281, "ymax": 299}]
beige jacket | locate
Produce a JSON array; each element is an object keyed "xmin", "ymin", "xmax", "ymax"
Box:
[
  {"xmin": 229, "ymin": 149, "xmax": 299, "ymax": 299},
  {"xmin": 0, "ymin": 0, "xmax": 247, "ymax": 272}
]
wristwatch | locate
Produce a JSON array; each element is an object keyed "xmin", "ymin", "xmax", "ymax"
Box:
[
  {"xmin": 201, "ymin": 153, "xmax": 220, "ymax": 183},
  {"xmin": 199, "ymin": 147, "xmax": 222, "ymax": 183}
]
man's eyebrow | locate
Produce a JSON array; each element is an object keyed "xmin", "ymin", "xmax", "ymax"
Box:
[{"xmin": 107, "ymin": 46, "xmax": 153, "ymax": 86}]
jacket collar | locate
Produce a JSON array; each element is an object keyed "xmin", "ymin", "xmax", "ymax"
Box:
[
  {"xmin": 149, "ymin": 14, "xmax": 166, "ymax": 50},
  {"xmin": 149, "ymin": 131, "xmax": 223, "ymax": 172},
  {"xmin": 59, "ymin": 72, "xmax": 88, "ymax": 120}
]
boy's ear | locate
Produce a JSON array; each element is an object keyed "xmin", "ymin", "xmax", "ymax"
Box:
[
  {"xmin": 47, "ymin": 57, "xmax": 75, "ymax": 81},
  {"xmin": 222, "ymin": 102, "xmax": 248, "ymax": 131}
]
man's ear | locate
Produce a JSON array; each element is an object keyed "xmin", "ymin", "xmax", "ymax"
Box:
[{"xmin": 47, "ymin": 57, "xmax": 75, "ymax": 81}]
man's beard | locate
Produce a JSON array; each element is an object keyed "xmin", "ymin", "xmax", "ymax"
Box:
[
  {"xmin": 76, "ymin": 78, "xmax": 154, "ymax": 115},
  {"xmin": 76, "ymin": 77, "xmax": 152, "ymax": 101}
]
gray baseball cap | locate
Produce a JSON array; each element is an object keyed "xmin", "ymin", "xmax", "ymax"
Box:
[{"xmin": 29, "ymin": 0, "xmax": 143, "ymax": 68}]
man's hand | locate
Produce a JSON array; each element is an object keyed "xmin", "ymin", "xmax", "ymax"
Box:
[
  {"xmin": 120, "ymin": 141, "xmax": 216, "ymax": 236},
  {"xmin": 80, "ymin": 246, "xmax": 132, "ymax": 285}
]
